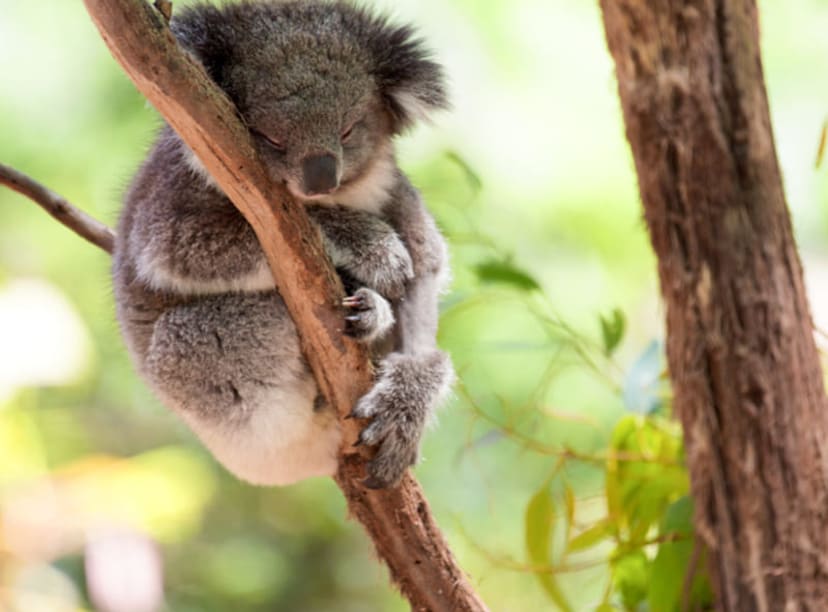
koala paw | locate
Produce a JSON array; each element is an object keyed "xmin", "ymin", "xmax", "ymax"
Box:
[
  {"xmin": 342, "ymin": 288, "xmax": 394, "ymax": 342},
  {"xmin": 353, "ymin": 394, "xmax": 423, "ymax": 489},
  {"xmin": 350, "ymin": 351, "xmax": 453, "ymax": 488},
  {"xmin": 346, "ymin": 234, "xmax": 414, "ymax": 301}
]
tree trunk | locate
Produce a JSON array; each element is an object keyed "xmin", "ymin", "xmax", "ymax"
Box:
[{"xmin": 600, "ymin": 1, "xmax": 828, "ymax": 610}]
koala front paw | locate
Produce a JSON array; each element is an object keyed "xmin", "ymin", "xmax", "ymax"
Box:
[
  {"xmin": 350, "ymin": 351, "xmax": 453, "ymax": 488},
  {"xmin": 342, "ymin": 287, "xmax": 394, "ymax": 342},
  {"xmin": 346, "ymin": 234, "xmax": 414, "ymax": 301}
]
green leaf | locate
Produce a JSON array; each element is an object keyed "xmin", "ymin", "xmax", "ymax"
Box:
[
  {"xmin": 444, "ymin": 150, "xmax": 483, "ymax": 193},
  {"xmin": 662, "ymin": 495, "xmax": 694, "ymax": 535},
  {"xmin": 524, "ymin": 487, "xmax": 572, "ymax": 611},
  {"xmin": 606, "ymin": 416, "xmax": 689, "ymax": 540},
  {"xmin": 648, "ymin": 540, "xmax": 689, "ymax": 611},
  {"xmin": 474, "ymin": 258, "xmax": 540, "ymax": 291},
  {"xmin": 537, "ymin": 572, "xmax": 571, "ymax": 611},
  {"xmin": 612, "ymin": 550, "xmax": 650, "ymax": 611},
  {"xmin": 525, "ymin": 487, "xmax": 554, "ymax": 566},
  {"xmin": 567, "ymin": 520, "xmax": 613, "ymax": 553},
  {"xmin": 599, "ymin": 308, "xmax": 625, "ymax": 355},
  {"xmin": 648, "ymin": 497, "xmax": 713, "ymax": 612}
]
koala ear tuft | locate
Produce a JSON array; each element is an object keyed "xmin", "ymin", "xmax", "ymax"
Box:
[
  {"xmin": 365, "ymin": 18, "xmax": 449, "ymax": 133},
  {"xmin": 170, "ymin": 4, "xmax": 235, "ymax": 91}
]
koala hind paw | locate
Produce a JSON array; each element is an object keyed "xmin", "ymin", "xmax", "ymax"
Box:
[
  {"xmin": 354, "ymin": 402, "xmax": 422, "ymax": 489},
  {"xmin": 350, "ymin": 351, "xmax": 452, "ymax": 488}
]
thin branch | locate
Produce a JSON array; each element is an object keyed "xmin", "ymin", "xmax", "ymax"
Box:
[
  {"xmin": 81, "ymin": 1, "xmax": 485, "ymax": 610},
  {"xmin": 0, "ymin": 163, "xmax": 114, "ymax": 254}
]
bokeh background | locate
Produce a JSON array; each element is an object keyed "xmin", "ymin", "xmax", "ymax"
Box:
[{"xmin": 1, "ymin": 0, "xmax": 827, "ymax": 610}]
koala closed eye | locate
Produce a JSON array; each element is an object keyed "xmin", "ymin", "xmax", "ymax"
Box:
[{"xmin": 255, "ymin": 130, "xmax": 287, "ymax": 153}]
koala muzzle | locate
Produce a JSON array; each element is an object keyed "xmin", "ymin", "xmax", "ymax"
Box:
[{"xmin": 302, "ymin": 154, "xmax": 339, "ymax": 195}]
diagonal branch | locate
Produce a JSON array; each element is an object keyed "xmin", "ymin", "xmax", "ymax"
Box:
[
  {"xmin": 81, "ymin": 0, "xmax": 486, "ymax": 610},
  {"xmin": 0, "ymin": 163, "xmax": 115, "ymax": 254}
]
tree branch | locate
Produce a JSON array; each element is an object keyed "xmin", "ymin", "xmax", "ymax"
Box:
[
  {"xmin": 0, "ymin": 163, "xmax": 114, "ymax": 254},
  {"xmin": 80, "ymin": 1, "xmax": 485, "ymax": 610}
]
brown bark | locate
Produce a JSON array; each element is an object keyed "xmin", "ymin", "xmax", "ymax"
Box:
[
  {"xmin": 81, "ymin": 1, "xmax": 486, "ymax": 610},
  {"xmin": 600, "ymin": 1, "xmax": 828, "ymax": 610}
]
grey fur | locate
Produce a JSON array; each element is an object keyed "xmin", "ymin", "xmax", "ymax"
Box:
[
  {"xmin": 113, "ymin": 0, "xmax": 452, "ymax": 488},
  {"xmin": 308, "ymin": 203, "xmax": 413, "ymax": 300}
]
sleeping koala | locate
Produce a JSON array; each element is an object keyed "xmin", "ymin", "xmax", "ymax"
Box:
[{"xmin": 112, "ymin": 0, "xmax": 453, "ymax": 488}]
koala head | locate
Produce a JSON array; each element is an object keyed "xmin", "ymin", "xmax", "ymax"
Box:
[{"xmin": 172, "ymin": 1, "xmax": 448, "ymax": 206}]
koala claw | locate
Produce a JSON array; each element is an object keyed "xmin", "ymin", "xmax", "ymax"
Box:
[
  {"xmin": 343, "ymin": 287, "xmax": 394, "ymax": 342},
  {"xmin": 342, "ymin": 294, "xmax": 366, "ymax": 309}
]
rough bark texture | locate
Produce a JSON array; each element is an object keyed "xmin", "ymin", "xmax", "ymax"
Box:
[
  {"xmin": 82, "ymin": 1, "xmax": 486, "ymax": 610},
  {"xmin": 600, "ymin": 1, "xmax": 828, "ymax": 610}
]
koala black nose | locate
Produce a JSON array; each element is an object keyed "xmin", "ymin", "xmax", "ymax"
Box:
[{"xmin": 301, "ymin": 154, "xmax": 339, "ymax": 195}]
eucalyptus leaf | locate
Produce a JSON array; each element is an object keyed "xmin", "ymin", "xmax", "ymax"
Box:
[
  {"xmin": 612, "ymin": 551, "xmax": 650, "ymax": 611},
  {"xmin": 474, "ymin": 258, "xmax": 540, "ymax": 291},
  {"xmin": 600, "ymin": 308, "xmax": 625, "ymax": 355},
  {"xmin": 525, "ymin": 487, "xmax": 554, "ymax": 569},
  {"xmin": 648, "ymin": 497, "xmax": 713, "ymax": 612},
  {"xmin": 445, "ymin": 150, "xmax": 483, "ymax": 193},
  {"xmin": 524, "ymin": 487, "xmax": 572, "ymax": 611},
  {"xmin": 567, "ymin": 520, "xmax": 613, "ymax": 553}
]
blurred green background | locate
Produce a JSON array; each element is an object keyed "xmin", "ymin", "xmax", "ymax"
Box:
[{"xmin": 1, "ymin": 0, "xmax": 827, "ymax": 610}]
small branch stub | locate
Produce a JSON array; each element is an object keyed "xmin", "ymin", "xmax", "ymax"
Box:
[{"xmin": 154, "ymin": 0, "xmax": 172, "ymax": 23}]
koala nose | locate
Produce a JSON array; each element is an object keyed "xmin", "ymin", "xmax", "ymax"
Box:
[{"xmin": 301, "ymin": 154, "xmax": 339, "ymax": 195}]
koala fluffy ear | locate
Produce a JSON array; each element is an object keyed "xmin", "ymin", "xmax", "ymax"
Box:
[
  {"xmin": 170, "ymin": 4, "xmax": 235, "ymax": 91},
  {"xmin": 366, "ymin": 20, "xmax": 449, "ymax": 133}
]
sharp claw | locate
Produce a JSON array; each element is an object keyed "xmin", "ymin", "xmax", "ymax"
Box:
[{"xmin": 342, "ymin": 295, "xmax": 365, "ymax": 308}]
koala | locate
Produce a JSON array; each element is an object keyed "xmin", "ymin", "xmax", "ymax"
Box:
[{"xmin": 112, "ymin": 0, "xmax": 453, "ymax": 489}]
